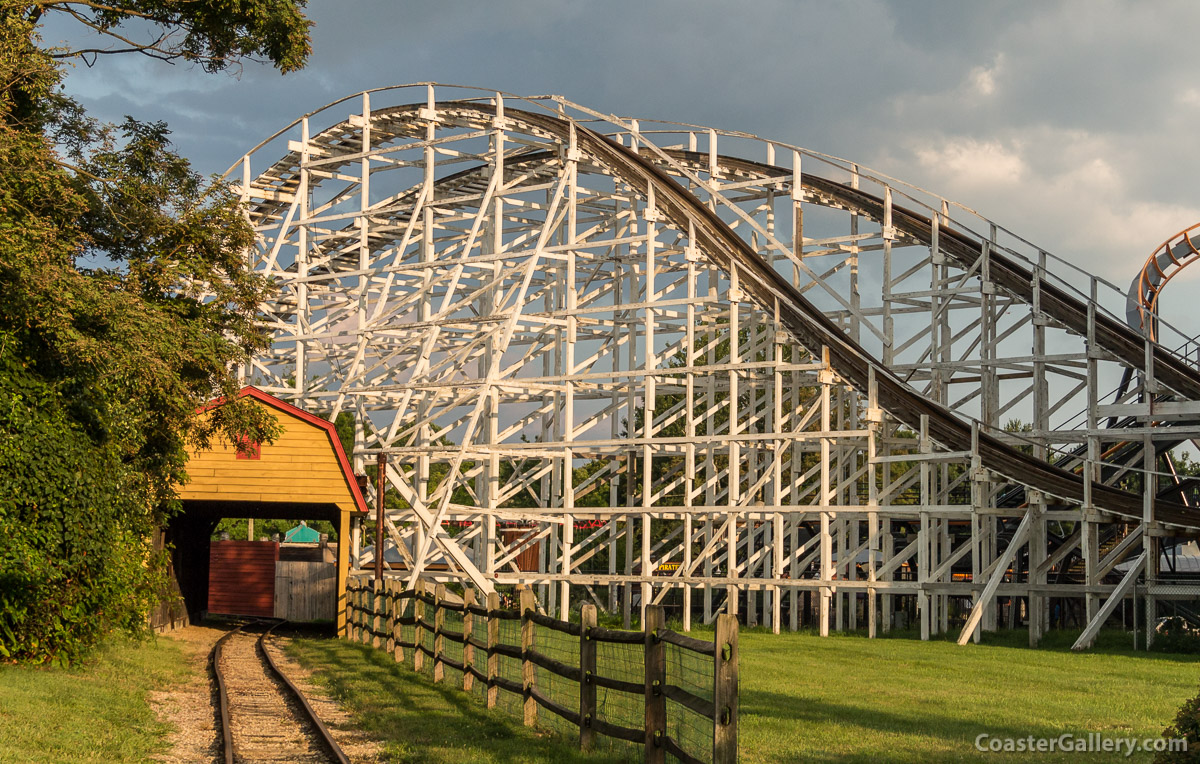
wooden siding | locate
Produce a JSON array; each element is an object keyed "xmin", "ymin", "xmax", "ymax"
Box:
[
  {"xmin": 274, "ymin": 561, "xmax": 336, "ymax": 622},
  {"xmin": 179, "ymin": 407, "xmax": 357, "ymax": 513},
  {"xmin": 501, "ymin": 529, "xmax": 542, "ymax": 572},
  {"xmin": 178, "ymin": 389, "xmax": 362, "ymax": 634},
  {"xmin": 209, "ymin": 541, "xmax": 278, "ymax": 617}
]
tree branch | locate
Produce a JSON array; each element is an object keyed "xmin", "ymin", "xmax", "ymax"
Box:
[{"xmin": 45, "ymin": 5, "xmax": 224, "ymax": 68}]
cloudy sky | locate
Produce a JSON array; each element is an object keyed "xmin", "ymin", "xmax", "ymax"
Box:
[{"xmin": 42, "ymin": 0, "xmax": 1200, "ymax": 307}]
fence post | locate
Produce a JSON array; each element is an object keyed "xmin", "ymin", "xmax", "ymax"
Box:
[
  {"xmin": 463, "ymin": 589, "xmax": 476, "ymax": 693},
  {"xmin": 713, "ymin": 613, "xmax": 739, "ymax": 764},
  {"xmin": 579, "ymin": 603, "xmax": 597, "ymax": 752},
  {"xmin": 356, "ymin": 581, "xmax": 366, "ymax": 644},
  {"xmin": 392, "ymin": 582, "xmax": 404, "ymax": 663},
  {"xmin": 414, "ymin": 579, "xmax": 426, "ymax": 672},
  {"xmin": 357, "ymin": 580, "xmax": 366, "ymax": 645},
  {"xmin": 385, "ymin": 579, "xmax": 396, "ymax": 656},
  {"xmin": 486, "ymin": 591, "xmax": 500, "ymax": 709},
  {"xmin": 644, "ymin": 605, "xmax": 667, "ymax": 763},
  {"xmin": 520, "ymin": 588, "xmax": 537, "ymax": 727},
  {"xmin": 372, "ymin": 579, "xmax": 383, "ymax": 648},
  {"xmin": 361, "ymin": 582, "xmax": 371, "ymax": 646},
  {"xmin": 434, "ymin": 583, "xmax": 446, "ymax": 683},
  {"xmin": 364, "ymin": 581, "xmax": 372, "ymax": 645},
  {"xmin": 344, "ymin": 580, "xmax": 353, "ymax": 641},
  {"xmin": 355, "ymin": 580, "xmax": 364, "ymax": 643}
]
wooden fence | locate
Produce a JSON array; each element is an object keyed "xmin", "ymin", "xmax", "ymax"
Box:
[
  {"xmin": 274, "ymin": 560, "xmax": 336, "ymax": 622},
  {"xmin": 346, "ymin": 576, "xmax": 738, "ymax": 764}
]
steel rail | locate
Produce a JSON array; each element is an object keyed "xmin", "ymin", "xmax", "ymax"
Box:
[
  {"xmin": 209, "ymin": 620, "xmax": 350, "ymax": 764},
  {"xmin": 1130, "ymin": 222, "xmax": 1200, "ymax": 342},
  {"xmin": 208, "ymin": 622, "xmax": 246, "ymax": 764},
  {"xmin": 257, "ymin": 621, "xmax": 352, "ymax": 764}
]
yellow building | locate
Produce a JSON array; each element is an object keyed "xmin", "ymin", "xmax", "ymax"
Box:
[{"xmin": 163, "ymin": 386, "xmax": 366, "ymax": 633}]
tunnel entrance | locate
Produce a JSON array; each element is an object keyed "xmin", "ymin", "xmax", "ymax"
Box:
[{"xmin": 165, "ymin": 501, "xmax": 344, "ymax": 622}]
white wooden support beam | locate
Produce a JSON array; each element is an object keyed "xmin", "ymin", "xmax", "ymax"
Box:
[
  {"xmin": 1071, "ymin": 551, "xmax": 1147, "ymax": 651},
  {"xmin": 957, "ymin": 510, "xmax": 1033, "ymax": 646}
]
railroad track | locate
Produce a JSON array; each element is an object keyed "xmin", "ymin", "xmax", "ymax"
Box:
[{"xmin": 209, "ymin": 621, "xmax": 350, "ymax": 764}]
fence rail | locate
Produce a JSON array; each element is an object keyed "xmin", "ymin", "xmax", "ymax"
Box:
[{"xmin": 345, "ymin": 575, "xmax": 738, "ymax": 764}]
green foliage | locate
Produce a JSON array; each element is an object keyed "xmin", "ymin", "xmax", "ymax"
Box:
[
  {"xmin": 0, "ymin": 346, "xmax": 170, "ymax": 664},
  {"xmin": 0, "ymin": 2, "xmax": 310, "ymax": 663},
  {"xmin": 1159, "ymin": 672, "xmax": 1200, "ymax": 762},
  {"xmin": 32, "ymin": 1, "xmax": 312, "ymax": 74},
  {"xmin": 1153, "ymin": 617, "xmax": 1200, "ymax": 655},
  {"xmin": 1171, "ymin": 451, "xmax": 1200, "ymax": 478},
  {"xmin": 1003, "ymin": 418, "xmax": 1035, "ymax": 455},
  {"xmin": 213, "ymin": 517, "xmax": 337, "ymax": 542}
]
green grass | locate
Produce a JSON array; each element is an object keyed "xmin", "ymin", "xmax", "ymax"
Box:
[
  {"xmin": 737, "ymin": 628, "xmax": 1200, "ymax": 763},
  {"xmin": 293, "ymin": 626, "xmax": 1200, "ymax": 764},
  {"xmin": 285, "ymin": 637, "xmax": 635, "ymax": 764},
  {"xmin": 0, "ymin": 637, "xmax": 187, "ymax": 764},
  {"xmin": 7, "ymin": 621, "xmax": 1188, "ymax": 764}
]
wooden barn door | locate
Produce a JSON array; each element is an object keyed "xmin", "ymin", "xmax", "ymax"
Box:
[{"xmin": 208, "ymin": 540, "xmax": 279, "ymax": 617}]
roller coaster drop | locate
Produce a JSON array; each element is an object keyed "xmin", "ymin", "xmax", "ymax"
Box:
[{"xmin": 229, "ymin": 84, "xmax": 1200, "ymax": 649}]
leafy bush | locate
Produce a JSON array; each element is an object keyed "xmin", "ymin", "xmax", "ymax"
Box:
[
  {"xmin": 1157, "ymin": 682, "xmax": 1200, "ymax": 762},
  {"xmin": 1154, "ymin": 617, "xmax": 1200, "ymax": 655},
  {"xmin": 0, "ymin": 346, "xmax": 169, "ymax": 664}
]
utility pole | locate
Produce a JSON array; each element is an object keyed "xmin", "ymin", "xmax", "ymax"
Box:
[{"xmin": 375, "ymin": 452, "xmax": 387, "ymax": 582}]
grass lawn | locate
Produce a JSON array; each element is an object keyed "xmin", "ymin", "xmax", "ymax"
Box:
[
  {"xmin": 738, "ymin": 628, "xmax": 1200, "ymax": 763},
  {"xmin": 285, "ymin": 636, "xmax": 635, "ymax": 764},
  {"xmin": 0, "ymin": 637, "xmax": 187, "ymax": 764},
  {"xmin": 291, "ymin": 626, "xmax": 1200, "ymax": 764}
]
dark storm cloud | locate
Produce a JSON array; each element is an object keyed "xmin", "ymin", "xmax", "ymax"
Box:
[{"xmin": 40, "ymin": 0, "xmax": 1200, "ymax": 285}]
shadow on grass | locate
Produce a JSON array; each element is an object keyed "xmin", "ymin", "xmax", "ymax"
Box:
[
  {"xmin": 767, "ymin": 625, "xmax": 1200, "ymax": 663},
  {"xmin": 742, "ymin": 686, "xmax": 1078, "ymax": 763},
  {"xmin": 287, "ymin": 637, "xmax": 634, "ymax": 764}
]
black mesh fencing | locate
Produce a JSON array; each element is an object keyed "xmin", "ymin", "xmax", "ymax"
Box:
[{"xmin": 345, "ymin": 575, "xmax": 738, "ymax": 764}]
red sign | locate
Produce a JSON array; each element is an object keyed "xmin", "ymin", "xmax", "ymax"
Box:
[{"xmin": 235, "ymin": 435, "xmax": 261, "ymax": 460}]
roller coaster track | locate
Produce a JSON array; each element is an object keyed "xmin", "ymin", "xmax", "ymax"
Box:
[
  {"xmin": 248, "ymin": 100, "xmax": 1200, "ymax": 525},
  {"xmin": 230, "ymin": 86, "xmax": 1200, "ymax": 644},
  {"xmin": 578, "ymin": 116, "xmax": 1198, "ymax": 526},
  {"xmin": 260, "ymin": 136, "xmax": 1200, "ymax": 517},
  {"xmin": 1129, "ymin": 222, "xmax": 1200, "ymax": 343}
]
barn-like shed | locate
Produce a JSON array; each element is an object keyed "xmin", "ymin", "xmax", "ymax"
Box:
[{"xmin": 162, "ymin": 386, "xmax": 366, "ymax": 633}]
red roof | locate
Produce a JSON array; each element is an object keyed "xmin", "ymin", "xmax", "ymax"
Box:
[{"xmin": 201, "ymin": 386, "xmax": 369, "ymax": 513}]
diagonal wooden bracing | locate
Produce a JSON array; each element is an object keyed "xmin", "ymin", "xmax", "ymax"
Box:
[{"xmin": 229, "ymin": 84, "xmax": 1200, "ymax": 645}]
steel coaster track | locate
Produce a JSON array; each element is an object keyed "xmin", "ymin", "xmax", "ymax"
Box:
[
  {"xmin": 1130, "ymin": 222, "xmax": 1200, "ymax": 342},
  {"xmin": 209, "ymin": 620, "xmax": 350, "ymax": 764}
]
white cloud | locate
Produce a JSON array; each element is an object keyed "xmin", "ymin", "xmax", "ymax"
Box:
[
  {"xmin": 967, "ymin": 54, "xmax": 1004, "ymax": 97},
  {"xmin": 887, "ymin": 126, "xmax": 1200, "ymax": 290},
  {"xmin": 1177, "ymin": 88, "xmax": 1200, "ymax": 108},
  {"xmin": 913, "ymin": 138, "xmax": 1026, "ymax": 189}
]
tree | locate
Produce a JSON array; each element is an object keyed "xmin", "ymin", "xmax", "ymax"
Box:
[{"xmin": 0, "ymin": 2, "xmax": 311, "ymax": 663}]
